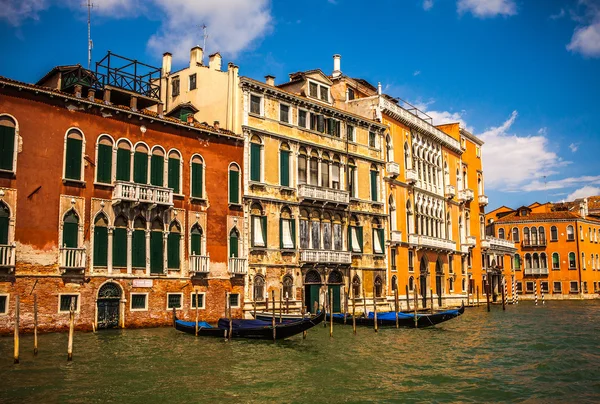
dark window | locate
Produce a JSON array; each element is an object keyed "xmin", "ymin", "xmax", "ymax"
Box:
[
  {"xmin": 250, "ymin": 95, "xmax": 261, "ymax": 115},
  {"xmin": 408, "ymin": 250, "xmax": 414, "ymax": 271},
  {"xmin": 131, "ymin": 294, "xmax": 146, "ymax": 310},
  {"xmin": 116, "ymin": 147, "xmax": 131, "ymax": 181},
  {"xmin": 283, "ymin": 275, "xmax": 294, "ymax": 300},
  {"xmin": 298, "ymin": 110, "xmax": 307, "ymax": 128},
  {"xmin": 553, "ymin": 282, "xmax": 562, "ymax": 293},
  {"xmin": 516, "ymin": 282, "xmax": 522, "ymax": 292},
  {"xmin": 369, "ymin": 131, "xmax": 376, "ymax": 148},
  {"xmin": 93, "ymin": 215, "xmax": 108, "ymax": 267},
  {"xmin": 570, "ymin": 281, "xmax": 578, "ymax": 293},
  {"xmin": 191, "ymin": 293, "xmax": 204, "ymax": 309},
  {"xmin": 320, "ymin": 86, "xmax": 329, "ymax": 102},
  {"xmin": 150, "ymin": 154, "xmax": 164, "ymax": 186},
  {"xmin": 309, "ymin": 82, "xmax": 318, "ymax": 98},
  {"xmin": 253, "ymin": 275, "xmax": 265, "ymax": 301},
  {"xmin": 96, "ymin": 143, "xmax": 112, "ymax": 184},
  {"xmin": 229, "ymin": 293, "xmax": 240, "ymax": 307},
  {"xmin": 280, "ymin": 104, "xmax": 289, "ymax": 123},
  {"xmin": 347, "ymin": 87, "xmax": 355, "ymax": 100},
  {"xmin": 551, "ymin": 226, "xmax": 558, "ymax": 241},
  {"xmin": 167, "ymin": 294, "xmax": 182, "ymax": 309},
  {"xmin": 65, "ymin": 131, "xmax": 83, "ymax": 180},
  {"xmin": 191, "ymin": 158, "xmax": 204, "ymax": 198},
  {"xmin": 60, "ymin": 295, "xmax": 78, "ymax": 312},
  {"xmin": 347, "ymin": 125, "xmax": 354, "ymax": 141},
  {"xmin": 172, "ymin": 77, "xmax": 180, "ymax": 97},
  {"xmin": 569, "ymin": 252, "xmax": 576, "ymax": 269},
  {"xmin": 391, "ymin": 248, "xmax": 397, "ymax": 271},
  {"xmin": 229, "ymin": 166, "xmax": 240, "ymax": 204},
  {"xmin": 167, "ymin": 222, "xmax": 181, "ymax": 269},
  {"xmin": 168, "ymin": 157, "xmax": 180, "ymax": 194},
  {"xmin": 250, "ymin": 143, "xmax": 261, "ymax": 182},
  {"xmin": 540, "ymin": 282, "xmax": 549, "ymax": 293},
  {"xmin": 0, "ymin": 121, "xmax": 15, "ymax": 171},
  {"xmin": 189, "ymin": 74, "xmax": 197, "ymax": 90},
  {"xmin": 0, "ymin": 295, "xmax": 7, "ymax": 314},
  {"xmin": 526, "ymin": 282, "xmax": 534, "ymax": 293}
]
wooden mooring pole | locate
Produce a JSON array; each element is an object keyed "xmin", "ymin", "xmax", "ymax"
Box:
[
  {"xmin": 501, "ymin": 278, "xmax": 506, "ymax": 311},
  {"xmin": 430, "ymin": 288, "xmax": 434, "ymax": 314},
  {"xmin": 285, "ymin": 293, "xmax": 289, "ymax": 314},
  {"xmin": 362, "ymin": 284, "xmax": 367, "ymax": 316},
  {"xmin": 485, "ymin": 281, "xmax": 491, "ymax": 312},
  {"xmin": 272, "ymin": 290, "xmax": 276, "ymax": 342},
  {"xmin": 352, "ymin": 292, "xmax": 356, "ymax": 335},
  {"xmin": 195, "ymin": 290, "xmax": 199, "ymax": 336},
  {"xmin": 413, "ymin": 284, "xmax": 418, "ymax": 328},
  {"xmin": 405, "ymin": 285, "xmax": 410, "ymax": 311},
  {"xmin": 14, "ymin": 295, "xmax": 19, "ymax": 364},
  {"xmin": 67, "ymin": 298, "xmax": 75, "ymax": 361},
  {"xmin": 324, "ymin": 289, "xmax": 328, "ymax": 328},
  {"xmin": 343, "ymin": 288, "xmax": 348, "ymax": 325},
  {"xmin": 394, "ymin": 288, "xmax": 399, "ymax": 329},
  {"xmin": 329, "ymin": 292, "xmax": 333, "ymax": 338},
  {"xmin": 301, "ymin": 303, "xmax": 307, "ymax": 340},
  {"xmin": 373, "ymin": 285, "xmax": 378, "ymax": 333},
  {"xmin": 228, "ymin": 292, "xmax": 233, "ymax": 341},
  {"xmin": 279, "ymin": 289, "xmax": 283, "ymax": 322},
  {"xmin": 476, "ymin": 286, "xmax": 480, "ymax": 306},
  {"xmin": 33, "ymin": 293, "xmax": 38, "ymax": 356}
]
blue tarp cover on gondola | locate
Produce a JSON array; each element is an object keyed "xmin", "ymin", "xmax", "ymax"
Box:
[
  {"xmin": 217, "ymin": 318, "xmax": 294, "ymax": 329},
  {"xmin": 331, "ymin": 309, "xmax": 461, "ymax": 321},
  {"xmin": 175, "ymin": 320, "xmax": 213, "ymax": 328}
]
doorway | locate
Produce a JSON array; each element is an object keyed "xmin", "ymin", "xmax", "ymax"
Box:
[{"xmin": 97, "ymin": 282, "xmax": 121, "ymax": 329}]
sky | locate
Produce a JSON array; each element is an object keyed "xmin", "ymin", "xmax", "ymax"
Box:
[{"xmin": 1, "ymin": 0, "xmax": 599, "ymax": 210}]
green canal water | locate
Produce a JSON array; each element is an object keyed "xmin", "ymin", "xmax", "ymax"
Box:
[{"xmin": 1, "ymin": 301, "xmax": 600, "ymax": 403}]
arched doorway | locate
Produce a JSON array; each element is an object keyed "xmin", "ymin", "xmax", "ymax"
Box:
[
  {"xmin": 327, "ymin": 270, "xmax": 343, "ymax": 313},
  {"xmin": 435, "ymin": 259, "xmax": 444, "ymax": 307},
  {"xmin": 304, "ymin": 270, "xmax": 321, "ymax": 313},
  {"xmin": 420, "ymin": 257, "xmax": 428, "ymax": 308},
  {"xmin": 97, "ymin": 282, "xmax": 122, "ymax": 329}
]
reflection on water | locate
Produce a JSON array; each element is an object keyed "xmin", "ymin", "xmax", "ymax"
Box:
[{"xmin": 2, "ymin": 301, "xmax": 600, "ymax": 403}]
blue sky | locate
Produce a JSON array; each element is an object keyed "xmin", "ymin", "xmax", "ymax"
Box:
[{"xmin": 1, "ymin": 0, "xmax": 599, "ymax": 210}]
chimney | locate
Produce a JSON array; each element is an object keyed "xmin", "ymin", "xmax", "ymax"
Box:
[
  {"xmin": 162, "ymin": 52, "xmax": 172, "ymax": 75},
  {"xmin": 377, "ymin": 82, "xmax": 382, "ymax": 95},
  {"xmin": 190, "ymin": 46, "xmax": 203, "ymax": 67},
  {"xmin": 187, "ymin": 114, "xmax": 194, "ymax": 124},
  {"xmin": 130, "ymin": 96, "xmax": 138, "ymax": 112},
  {"xmin": 87, "ymin": 88, "xmax": 96, "ymax": 101},
  {"xmin": 209, "ymin": 52, "xmax": 222, "ymax": 71},
  {"xmin": 265, "ymin": 75, "xmax": 275, "ymax": 86},
  {"xmin": 74, "ymin": 84, "xmax": 82, "ymax": 98},
  {"xmin": 213, "ymin": 120, "xmax": 220, "ymax": 130},
  {"xmin": 332, "ymin": 54, "xmax": 341, "ymax": 78}
]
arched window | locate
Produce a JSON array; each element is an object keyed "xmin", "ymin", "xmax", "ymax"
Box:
[
  {"xmin": 229, "ymin": 227, "xmax": 240, "ymax": 258},
  {"xmin": 374, "ymin": 276, "xmax": 383, "ymax": 298},
  {"xmin": 348, "ymin": 158, "xmax": 357, "ymax": 197},
  {"xmin": 251, "ymin": 203, "xmax": 267, "ymax": 248},
  {"xmin": 113, "ymin": 215, "xmax": 127, "ymax": 268},
  {"xmin": 348, "ymin": 215, "xmax": 363, "ymax": 253},
  {"xmin": 298, "ymin": 148, "xmax": 307, "ymax": 184},
  {"xmin": 0, "ymin": 115, "xmax": 17, "ymax": 172},
  {"xmin": 477, "ymin": 176, "xmax": 483, "ymax": 194},
  {"xmin": 253, "ymin": 274, "xmax": 265, "ymax": 301},
  {"xmin": 228, "ymin": 163, "xmax": 240, "ymax": 204},
  {"xmin": 370, "ymin": 164, "xmax": 379, "ymax": 202},
  {"xmin": 352, "ymin": 275, "xmax": 361, "ymax": 297},
  {"xmin": 523, "ymin": 227, "xmax": 530, "ymax": 244},
  {"xmin": 0, "ymin": 201, "xmax": 9, "ymax": 247},
  {"xmin": 62, "ymin": 210, "xmax": 79, "ymax": 248},
  {"xmin": 512, "ymin": 227, "xmax": 520, "ymax": 242},
  {"xmin": 132, "ymin": 216, "xmax": 146, "ymax": 268},
  {"xmin": 408, "ymin": 276, "xmax": 415, "ymax": 292},
  {"xmin": 539, "ymin": 226, "xmax": 546, "ymax": 244},
  {"xmin": 540, "ymin": 253, "xmax": 547, "ymax": 269},
  {"xmin": 190, "ymin": 154, "xmax": 205, "ymax": 199},
  {"xmin": 386, "ymin": 134, "xmax": 393, "ymax": 162},
  {"xmin": 552, "ymin": 253, "xmax": 560, "ymax": 270},
  {"xmin": 533, "ymin": 253, "xmax": 540, "ymax": 268},
  {"xmin": 309, "ymin": 150, "xmax": 319, "ymax": 185},
  {"xmin": 280, "ymin": 143, "xmax": 291, "ymax": 187},
  {"xmin": 514, "ymin": 254, "xmax": 521, "ymax": 270},
  {"xmin": 321, "ymin": 152, "xmax": 330, "ymax": 188},
  {"xmin": 569, "ymin": 252, "xmax": 576, "ymax": 268},
  {"xmin": 150, "ymin": 146, "xmax": 165, "ymax": 187},
  {"xmin": 498, "ymin": 228, "xmax": 505, "ymax": 239},
  {"xmin": 133, "ymin": 143, "xmax": 149, "ymax": 184},
  {"xmin": 167, "ymin": 221, "xmax": 181, "ymax": 269},
  {"xmin": 372, "ymin": 218, "xmax": 384, "ymax": 254},
  {"xmin": 280, "ymin": 207, "xmax": 295, "ymax": 249},
  {"xmin": 332, "ymin": 214, "xmax": 343, "ymax": 251},
  {"xmin": 64, "ymin": 129, "xmax": 85, "ymax": 181},
  {"xmin": 525, "ymin": 253, "xmax": 532, "ymax": 269},
  {"xmin": 328, "ymin": 270, "xmax": 343, "ymax": 284},
  {"xmin": 190, "ymin": 224, "xmax": 204, "ymax": 256},
  {"xmin": 96, "ymin": 135, "xmax": 114, "ymax": 184},
  {"xmin": 391, "ymin": 275, "xmax": 397, "ymax": 291},
  {"xmin": 150, "ymin": 218, "xmax": 163, "ymax": 274},
  {"xmin": 332, "ymin": 155, "xmax": 341, "ymax": 190},
  {"xmin": 116, "ymin": 139, "xmax": 132, "ymax": 181},
  {"xmin": 449, "ymin": 277, "xmax": 454, "ymax": 292},
  {"xmin": 389, "ymin": 194, "xmax": 397, "ymax": 232},
  {"xmin": 167, "ymin": 149, "xmax": 181, "ymax": 194},
  {"xmin": 250, "ymin": 135, "xmax": 262, "ymax": 182},
  {"xmin": 93, "ymin": 213, "xmax": 109, "ymax": 267},
  {"xmin": 567, "ymin": 225, "xmax": 574, "ymax": 241},
  {"xmin": 310, "ymin": 210, "xmax": 320, "ymax": 250},
  {"xmin": 550, "ymin": 226, "xmax": 558, "ymax": 241},
  {"xmin": 283, "ymin": 275, "xmax": 294, "ymax": 299},
  {"xmin": 531, "ymin": 227, "xmax": 538, "ymax": 245}
]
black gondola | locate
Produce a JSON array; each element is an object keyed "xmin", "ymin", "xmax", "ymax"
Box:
[
  {"xmin": 173, "ymin": 309, "xmax": 325, "ymax": 340},
  {"xmin": 327, "ymin": 304, "xmax": 465, "ymax": 328}
]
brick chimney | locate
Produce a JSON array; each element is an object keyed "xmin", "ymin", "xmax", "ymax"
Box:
[{"xmin": 265, "ymin": 75, "xmax": 275, "ymax": 86}]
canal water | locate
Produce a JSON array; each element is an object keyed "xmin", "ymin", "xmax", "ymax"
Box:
[{"xmin": 1, "ymin": 301, "xmax": 600, "ymax": 403}]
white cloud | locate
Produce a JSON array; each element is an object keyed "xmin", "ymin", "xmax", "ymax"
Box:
[
  {"xmin": 522, "ymin": 175, "xmax": 600, "ymax": 192},
  {"xmin": 413, "ymin": 101, "xmax": 471, "ymax": 132},
  {"xmin": 537, "ymin": 127, "xmax": 547, "ymax": 135},
  {"xmin": 550, "ymin": 8, "xmax": 566, "ymax": 20},
  {"xmin": 569, "ymin": 143, "xmax": 579, "ymax": 152},
  {"xmin": 1, "ymin": 0, "xmax": 272, "ymax": 62},
  {"xmin": 423, "ymin": 0, "xmax": 434, "ymax": 11},
  {"xmin": 457, "ymin": 0, "xmax": 517, "ymax": 18},
  {"xmin": 567, "ymin": 0, "xmax": 600, "ymax": 58},
  {"xmin": 477, "ymin": 111, "xmax": 570, "ymax": 191},
  {"xmin": 413, "ymin": 70, "xmax": 421, "ymax": 76},
  {"xmin": 566, "ymin": 185, "xmax": 600, "ymax": 200}
]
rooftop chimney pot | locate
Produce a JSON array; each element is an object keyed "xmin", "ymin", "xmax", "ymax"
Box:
[
  {"xmin": 332, "ymin": 54, "xmax": 341, "ymax": 78},
  {"xmin": 213, "ymin": 121, "xmax": 220, "ymax": 130},
  {"xmin": 265, "ymin": 75, "xmax": 275, "ymax": 86},
  {"xmin": 209, "ymin": 52, "xmax": 222, "ymax": 71},
  {"xmin": 190, "ymin": 46, "xmax": 203, "ymax": 67},
  {"xmin": 162, "ymin": 52, "xmax": 172, "ymax": 75}
]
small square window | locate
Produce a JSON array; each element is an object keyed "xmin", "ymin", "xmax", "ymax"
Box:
[
  {"xmin": 191, "ymin": 292, "xmax": 205, "ymax": 309},
  {"xmin": 250, "ymin": 94, "xmax": 262, "ymax": 115},
  {"xmin": 280, "ymin": 104, "xmax": 290, "ymax": 123},
  {"xmin": 320, "ymin": 86, "xmax": 329, "ymax": 102},
  {"xmin": 189, "ymin": 74, "xmax": 197, "ymax": 91},
  {"xmin": 540, "ymin": 282, "xmax": 549, "ymax": 293},
  {"xmin": 570, "ymin": 281, "xmax": 579, "ymax": 293},
  {"xmin": 347, "ymin": 87, "xmax": 355, "ymax": 101},
  {"xmin": 526, "ymin": 282, "xmax": 534, "ymax": 293},
  {"xmin": 229, "ymin": 293, "xmax": 240, "ymax": 308},
  {"xmin": 167, "ymin": 293, "xmax": 182, "ymax": 310},
  {"xmin": 516, "ymin": 282, "xmax": 523, "ymax": 292},
  {"xmin": 553, "ymin": 282, "xmax": 562, "ymax": 293},
  {"xmin": 131, "ymin": 293, "xmax": 147, "ymax": 311},
  {"xmin": 59, "ymin": 294, "xmax": 79, "ymax": 313},
  {"xmin": 0, "ymin": 294, "xmax": 8, "ymax": 315},
  {"xmin": 298, "ymin": 110, "xmax": 307, "ymax": 128},
  {"xmin": 369, "ymin": 131, "xmax": 376, "ymax": 148},
  {"xmin": 309, "ymin": 82, "xmax": 318, "ymax": 98}
]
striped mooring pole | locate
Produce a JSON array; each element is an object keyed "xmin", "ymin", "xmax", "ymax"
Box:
[
  {"xmin": 541, "ymin": 284, "xmax": 545, "ymax": 305},
  {"xmin": 534, "ymin": 282, "xmax": 538, "ymax": 306},
  {"xmin": 511, "ymin": 277, "xmax": 515, "ymax": 305}
]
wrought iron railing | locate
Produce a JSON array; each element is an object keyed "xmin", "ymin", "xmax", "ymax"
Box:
[{"xmin": 95, "ymin": 52, "xmax": 162, "ymax": 100}]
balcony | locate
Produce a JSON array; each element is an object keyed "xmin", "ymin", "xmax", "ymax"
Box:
[
  {"xmin": 298, "ymin": 184, "xmax": 349, "ymax": 205},
  {"xmin": 522, "ymin": 239, "xmax": 547, "ymax": 248},
  {"xmin": 445, "ymin": 184, "xmax": 456, "ymax": 199},
  {"xmin": 228, "ymin": 257, "xmax": 247, "ymax": 276},
  {"xmin": 112, "ymin": 180, "xmax": 173, "ymax": 207},
  {"xmin": 458, "ymin": 189, "xmax": 474, "ymax": 202},
  {"xmin": 59, "ymin": 247, "xmax": 86, "ymax": 273},
  {"xmin": 405, "ymin": 169, "xmax": 418, "ymax": 184},
  {"xmin": 460, "ymin": 245, "xmax": 470, "ymax": 254},
  {"xmin": 390, "ymin": 230, "xmax": 402, "ymax": 244},
  {"xmin": 300, "ymin": 250, "xmax": 352, "ymax": 264},
  {"xmin": 481, "ymin": 237, "xmax": 517, "ymax": 253},
  {"xmin": 408, "ymin": 234, "xmax": 456, "ymax": 252},
  {"xmin": 524, "ymin": 267, "xmax": 549, "ymax": 276},
  {"xmin": 386, "ymin": 162, "xmax": 400, "ymax": 177},
  {"xmin": 0, "ymin": 244, "xmax": 16, "ymax": 271},
  {"xmin": 189, "ymin": 255, "xmax": 210, "ymax": 275},
  {"xmin": 478, "ymin": 194, "xmax": 489, "ymax": 207},
  {"xmin": 462, "ymin": 235, "xmax": 477, "ymax": 247}
]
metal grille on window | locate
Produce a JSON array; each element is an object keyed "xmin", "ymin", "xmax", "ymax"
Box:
[{"xmin": 168, "ymin": 294, "xmax": 181, "ymax": 309}]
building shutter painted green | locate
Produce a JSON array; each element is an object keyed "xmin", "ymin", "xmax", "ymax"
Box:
[
  {"xmin": 262, "ymin": 216, "xmax": 267, "ymax": 247},
  {"xmin": 132, "ymin": 229, "xmax": 146, "ymax": 268},
  {"xmin": 65, "ymin": 137, "xmax": 82, "ymax": 180},
  {"xmin": 112, "ymin": 227, "xmax": 127, "ymax": 267},
  {"xmin": 150, "ymin": 155, "xmax": 164, "ymax": 186},
  {"xmin": 370, "ymin": 171, "xmax": 378, "ymax": 202},
  {"xmin": 348, "ymin": 227, "xmax": 353, "ymax": 252},
  {"xmin": 116, "ymin": 148, "xmax": 131, "ymax": 181},
  {"xmin": 191, "ymin": 232, "xmax": 202, "ymax": 255},
  {"xmin": 97, "ymin": 144, "xmax": 112, "ymax": 183},
  {"xmin": 291, "ymin": 218, "xmax": 296, "ymax": 248},
  {"xmin": 168, "ymin": 158, "xmax": 180, "ymax": 193},
  {"xmin": 378, "ymin": 228, "xmax": 385, "ymax": 254},
  {"xmin": 229, "ymin": 170, "xmax": 239, "ymax": 204},
  {"xmin": 192, "ymin": 162, "xmax": 203, "ymax": 198},
  {"xmin": 0, "ymin": 205, "xmax": 9, "ymax": 245},
  {"xmin": 280, "ymin": 150, "xmax": 289, "ymax": 187},
  {"xmin": 357, "ymin": 227, "xmax": 363, "ymax": 253},
  {"xmin": 133, "ymin": 151, "xmax": 148, "ymax": 184},
  {"xmin": 62, "ymin": 222, "xmax": 78, "ymax": 248},
  {"xmin": 230, "ymin": 232, "xmax": 239, "ymax": 257},
  {"xmin": 250, "ymin": 143, "xmax": 261, "ymax": 182},
  {"xmin": 93, "ymin": 226, "xmax": 108, "ymax": 266},
  {"xmin": 167, "ymin": 232, "xmax": 180, "ymax": 269},
  {"xmin": 279, "ymin": 218, "xmax": 284, "ymax": 249},
  {"xmin": 0, "ymin": 126, "xmax": 14, "ymax": 171},
  {"xmin": 150, "ymin": 231, "xmax": 163, "ymax": 273}
]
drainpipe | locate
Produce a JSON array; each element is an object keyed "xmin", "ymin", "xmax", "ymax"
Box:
[{"xmin": 575, "ymin": 220, "xmax": 583, "ymax": 298}]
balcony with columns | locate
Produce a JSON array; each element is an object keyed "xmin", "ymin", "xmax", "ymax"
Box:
[
  {"xmin": 481, "ymin": 237, "xmax": 517, "ymax": 254},
  {"xmin": 405, "ymin": 169, "xmax": 418, "ymax": 184},
  {"xmin": 524, "ymin": 267, "xmax": 549, "ymax": 276},
  {"xmin": 386, "ymin": 162, "xmax": 400, "ymax": 177},
  {"xmin": 300, "ymin": 249, "xmax": 352, "ymax": 264},
  {"xmin": 112, "ymin": 180, "xmax": 174, "ymax": 207},
  {"xmin": 458, "ymin": 188, "xmax": 474, "ymax": 202},
  {"xmin": 462, "ymin": 235, "xmax": 477, "ymax": 247},
  {"xmin": 390, "ymin": 230, "xmax": 402, "ymax": 245},
  {"xmin": 189, "ymin": 254, "xmax": 210, "ymax": 276},
  {"xmin": 59, "ymin": 247, "xmax": 87, "ymax": 274},
  {"xmin": 228, "ymin": 257, "xmax": 247, "ymax": 276},
  {"xmin": 0, "ymin": 244, "xmax": 16, "ymax": 272},
  {"xmin": 478, "ymin": 194, "xmax": 489, "ymax": 207},
  {"xmin": 445, "ymin": 184, "xmax": 456, "ymax": 199},
  {"xmin": 298, "ymin": 184, "xmax": 349, "ymax": 205},
  {"xmin": 408, "ymin": 234, "xmax": 456, "ymax": 252}
]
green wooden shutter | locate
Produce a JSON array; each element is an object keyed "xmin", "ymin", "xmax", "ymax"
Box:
[
  {"xmin": 132, "ymin": 229, "xmax": 146, "ymax": 268},
  {"xmin": 191, "ymin": 233, "xmax": 202, "ymax": 255},
  {"xmin": 150, "ymin": 231, "xmax": 163, "ymax": 273},
  {"xmin": 116, "ymin": 148, "xmax": 131, "ymax": 181},
  {"xmin": 167, "ymin": 232, "xmax": 180, "ymax": 269},
  {"xmin": 262, "ymin": 216, "xmax": 267, "ymax": 247},
  {"xmin": 192, "ymin": 162, "xmax": 204, "ymax": 198},
  {"xmin": 112, "ymin": 228, "xmax": 127, "ymax": 267},
  {"xmin": 0, "ymin": 216, "xmax": 8, "ymax": 245},
  {"xmin": 97, "ymin": 144, "xmax": 112, "ymax": 183},
  {"xmin": 0, "ymin": 126, "xmax": 15, "ymax": 171},
  {"xmin": 378, "ymin": 228, "xmax": 385, "ymax": 254},
  {"xmin": 230, "ymin": 232, "xmax": 238, "ymax": 257},
  {"xmin": 65, "ymin": 138, "xmax": 82, "ymax": 180},
  {"xmin": 292, "ymin": 219, "xmax": 296, "ymax": 249},
  {"xmin": 348, "ymin": 226, "xmax": 353, "ymax": 252},
  {"xmin": 358, "ymin": 227, "xmax": 364, "ymax": 253},
  {"xmin": 250, "ymin": 143, "xmax": 261, "ymax": 182},
  {"xmin": 62, "ymin": 222, "xmax": 78, "ymax": 248},
  {"xmin": 370, "ymin": 171, "xmax": 378, "ymax": 202},
  {"xmin": 229, "ymin": 170, "xmax": 239, "ymax": 204},
  {"xmin": 280, "ymin": 151, "xmax": 290, "ymax": 187},
  {"xmin": 93, "ymin": 226, "xmax": 108, "ymax": 266},
  {"xmin": 168, "ymin": 158, "xmax": 180, "ymax": 193},
  {"xmin": 150, "ymin": 155, "xmax": 164, "ymax": 186},
  {"xmin": 133, "ymin": 151, "xmax": 148, "ymax": 184}
]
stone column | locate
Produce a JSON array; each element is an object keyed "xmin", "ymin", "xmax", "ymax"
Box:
[
  {"xmin": 126, "ymin": 229, "xmax": 133, "ymax": 274},
  {"xmin": 107, "ymin": 227, "xmax": 114, "ymax": 273},
  {"xmin": 145, "ymin": 229, "xmax": 151, "ymax": 276},
  {"xmin": 163, "ymin": 232, "xmax": 169, "ymax": 275}
]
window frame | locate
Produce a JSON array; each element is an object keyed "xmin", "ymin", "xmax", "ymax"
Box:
[
  {"xmin": 58, "ymin": 293, "xmax": 81, "ymax": 313},
  {"xmin": 346, "ymin": 124, "xmax": 355, "ymax": 142},
  {"xmin": 0, "ymin": 114, "xmax": 19, "ymax": 174},
  {"xmin": 568, "ymin": 252, "xmax": 576, "ymax": 269},
  {"xmin": 190, "ymin": 154, "xmax": 206, "ymax": 200},
  {"xmin": 0, "ymin": 293, "xmax": 9, "ymax": 315},
  {"xmin": 167, "ymin": 149, "xmax": 183, "ymax": 195},
  {"xmin": 63, "ymin": 127, "xmax": 86, "ymax": 183},
  {"xmin": 190, "ymin": 292, "xmax": 206, "ymax": 309},
  {"xmin": 172, "ymin": 76, "xmax": 180, "ymax": 97},
  {"xmin": 189, "ymin": 73, "xmax": 197, "ymax": 91},
  {"xmin": 298, "ymin": 109, "xmax": 308, "ymax": 129},
  {"xmin": 249, "ymin": 93, "xmax": 264, "ymax": 117},
  {"xmin": 130, "ymin": 292, "xmax": 149, "ymax": 311},
  {"xmin": 166, "ymin": 293, "xmax": 183, "ymax": 310},
  {"xmin": 228, "ymin": 162, "xmax": 241, "ymax": 205},
  {"xmin": 279, "ymin": 102, "xmax": 291, "ymax": 124},
  {"xmin": 229, "ymin": 293, "xmax": 240, "ymax": 308},
  {"xmin": 566, "ymin": 225, "xmax": 575, "ymax": 241}
]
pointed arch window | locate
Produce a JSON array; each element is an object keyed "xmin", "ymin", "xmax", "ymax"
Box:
[
  {"xmin": 150, "ymin": 218, "xmax": 164, "ymax": 274},
  {"xmin": 0, "ymin": 115, "xmax": 17, "ymax": 172},
  {"xmin": 0, "ymin": 202, "xmax": 9, "ymax": 245},
  {"xmin": 190, "ymin": 224, "xmax": 204, "ymax": 256},
  {"xmin": 168, "ymin": 221, "xmax": 181, "ymax": 269},
  {"xmin": 251, "ymin": 203, "xmax": 267, "ymax": 248},
  {"xmin": 253, "ymin": 275, "xmax": 265, "ymax": 301},
  {"xmin": 391, "ymin": 275, "xmax": 397, "ymax": 291},
  {"xmin": 352, "ymin": 275, "xmax": 361, "ymax": 297},
  {"xmin": 93, "ymin": 214, "xmax": 109, "ymax": 267},
  {"xmin": 228, "ymin": 163, "xmax": 241, "ymax": 204},
  {"xmin": 62, "ymin": 210, "xmax": 79, "ymax": 248},
  {"xmin": 283, "ymin": 275, "xmax": 294, "ymax": 299},
  {"xmin": 168, "ymin": 150, "xmax": 181, "ymax": 194},
  {"xmin": 191, "ymin": 155, "xmax": 205, "ymax": 199},
  {"xmin": 64, "ymin": 129, "xmax": 84, "ymax": 181},
  {"xmin": 374, "ymin": 276, "xmax": 383, "ymax": 297},
  {"xmin": 132, "ymin": 216, "xmax": 146, "ymax": 268},
  {"xmin": 229, "ymin": 228, "xmax": 240, "ymax": 258},
  {"xmin": 96, "ymin": 135, "xmax": 113, "ymax": 184},
  {"xmin": 279, "ymin": 207, "xmax": 295, "ymax": 249},
  {"xmin": 113, "ymin": 215, "xmax": 128, "ymax": 268},
  {"xmin": 372, "ymin": 219, "xmax": 384, "ymax": 254}
]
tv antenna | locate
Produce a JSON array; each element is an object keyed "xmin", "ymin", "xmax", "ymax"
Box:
[
  {"xmin": 84, "ymin": 0, "xmax": 95, "ymax": 70},
  {"xmin": 202, "ymin": 24, "xmax": 208, "ymax": 64}
]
